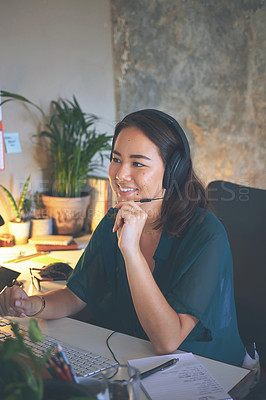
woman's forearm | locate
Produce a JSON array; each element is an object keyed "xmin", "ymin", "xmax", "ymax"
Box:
[
  {"xmin": 123, "ymin": 249, "xmax": 198, "ymax": 354},
  {"xmin": 30, "ymin": 286, "xmax": 86, "ymax": 319}
]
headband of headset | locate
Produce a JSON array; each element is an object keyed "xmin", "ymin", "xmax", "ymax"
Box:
[{"xmin": 110, "ymin": 109, "xmax": 191, "ymax": 190}]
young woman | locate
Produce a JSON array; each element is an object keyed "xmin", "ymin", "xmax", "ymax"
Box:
[{"xmin": 0, "ymin": 109, "xmax": 245, "ymax": 366}]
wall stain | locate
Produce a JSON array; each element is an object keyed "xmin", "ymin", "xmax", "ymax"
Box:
[{"xmin": 186, "ymin": 118, "xmax": 205, "ymax": 145}]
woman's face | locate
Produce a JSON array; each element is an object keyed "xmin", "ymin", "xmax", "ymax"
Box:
[{"xmin": 108, "ymin": 126, "xmax": 165, "ymax": 203}]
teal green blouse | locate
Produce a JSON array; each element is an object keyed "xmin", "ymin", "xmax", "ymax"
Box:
[{"xmin": 67, "ymin": 207, "xmax": 245, "ymax": 366}]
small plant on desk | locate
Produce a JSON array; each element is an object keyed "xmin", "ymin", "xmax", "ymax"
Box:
[
  {"xmin": 0, "ymin": 175, "xmax": 31, "ymax": 222},
  {"xmin": 0, "ymin": 176, "xmax": 32, "ymax": 244},
  {"xmin": 0, "ymin": 318, "xmax": 53, "ymax": 400}
]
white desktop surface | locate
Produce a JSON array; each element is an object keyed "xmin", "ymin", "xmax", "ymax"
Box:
[
  {"xmin": 10, "ymin": 316, "xmax": 251, "ymax": 400},
  {"xmin": 0, "ymin": 235, "xmax": 90, "ymax": 294},
  {"xmin": 0, "ymin": 237, "xmax": 251, "ymax": 399}
]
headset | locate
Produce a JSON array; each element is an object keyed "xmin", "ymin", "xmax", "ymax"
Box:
[
  {"xmin": 147, "ymin": 109, "xmax": 191, "ymax": 190},
  {"xmin": 110, "ymin": 109, "xmax": 191, "ymax": 191}
]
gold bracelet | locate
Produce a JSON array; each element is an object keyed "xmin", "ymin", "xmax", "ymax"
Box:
[{"xmin": 27, "ymin": 296, "xmax": 46, "ymax": 317}]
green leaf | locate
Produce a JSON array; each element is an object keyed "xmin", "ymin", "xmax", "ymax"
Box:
[
  {"xmin": 0, "ymin": 90, "xmax": 46, "ymax": 119},
  {"xmin": 0, "ymin": 337, "xmax": 22, "ymax": 359},
  {"xmin": 18, "ymin": 175, "xmax": 31, "ymax": 216},
  {"xmin": 27, "ymin": 318, "xmax": 44, "ymax": 343},
  {"xmin": 0, "ymin": 184, "xmax": 19, "ymax": 219},
  {"xmin": 0, "ymin": 176, "xmax": 31, "ymax": 220},
  {"xmin": 0, "ymin": 357, "xmax": 38, "ymax": 400}
]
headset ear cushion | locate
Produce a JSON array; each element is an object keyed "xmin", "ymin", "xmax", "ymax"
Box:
[
  {"xmin": 163, "ymin": 149, "xmax": 182, "ymax": 190},
  {"xmin": 162, "ymin": 170, "xmax": 170, "ymax": 190}
]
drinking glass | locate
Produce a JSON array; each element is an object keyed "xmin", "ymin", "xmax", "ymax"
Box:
[{"xmin": 103, "ymin": 364, "xmax": 140, "ymax": 400}]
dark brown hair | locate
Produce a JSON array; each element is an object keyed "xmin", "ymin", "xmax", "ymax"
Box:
[{"xmin": 112, "ymin": 110, "xmax": 208, "ymax": 237}]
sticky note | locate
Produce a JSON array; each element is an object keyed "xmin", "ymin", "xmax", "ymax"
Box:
[{"xmin": 4, "ymin": 132, "xmax": 22, "ymax": 153}]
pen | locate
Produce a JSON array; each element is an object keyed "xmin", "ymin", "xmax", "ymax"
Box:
[
  {"xmin": 0, "ymin": 285, "xmax": 7, "ymax": 294},
  {"xmin": 45, "ymin": 362, "xmax": 57, "ymax": 379},
  {"xmin": 55, "ymin": 343, "xmax": 78, "ymax": 382},
  {"xmin": 5, "ymin": 251, "xmax": 49, "ymax": 263},
  {"xmin": 54, "ymin": 344, "xmax": 74, "ymax": 382},
  {"xmin": 48, "ymin": 357, "xmax": 68, "ymax": 381},
  {"xmin": 140, "ymin": 358, "xmax": 179, "ymax": 380}
]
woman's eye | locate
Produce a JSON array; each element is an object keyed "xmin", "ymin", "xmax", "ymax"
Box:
[
  {"xmin": 112, "ymin": 157, "xmax": 121, "ymax": 163},
  {"xmin": 133, "ymin": 161, "xmax": 144, "ymax": 167}
]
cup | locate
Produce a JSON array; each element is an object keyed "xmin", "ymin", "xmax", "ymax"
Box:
[
  {"xmin": 103, "ymin": 364, "xmax": 140, "ymax": 400},
  {"xmin": 44, "ymin": 375, "xmax": 110, "ymax": 399},
  {"xmin": 78, "ymin": 374, "xmax": 110, "ymax": 399}
]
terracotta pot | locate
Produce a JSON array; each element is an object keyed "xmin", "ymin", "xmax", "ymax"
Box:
[{"xmin": 42, "ymin": 194, "xmax": 90, "ymax": 235}]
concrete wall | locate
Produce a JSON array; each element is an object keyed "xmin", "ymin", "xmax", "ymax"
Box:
[
  {"xmin": 111, "ymin": 0, "xmax": 266, "ymax": 189},
  {"xmin": 0, "ymin": 0, "xmax": 115, "ymax": 231}
]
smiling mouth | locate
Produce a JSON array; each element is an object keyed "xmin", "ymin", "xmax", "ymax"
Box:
[
  {"xmin": 116, "ymin": 185, "xmax": 138, "ymax": 198},
  {"xmin": 119, "ymin": 187, "xmax": 136, "ymax": 193}
]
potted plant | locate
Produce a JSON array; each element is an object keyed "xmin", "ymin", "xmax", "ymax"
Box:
[
  {"xmin": 0, "ymin": 318, "xmax": 53, "ymax": 400},
  {"xmin": 30, "ymin": 191, "xmax": 53, "ymax": 237},
  {"xmin": 0, "ymin": 319, "xmax": 108, "ymax": 399},
  {"xmin": 0, "ymin": 91, "xmax": 112, "ymax": 235},
  {"xmin": 0, "ymin": 175, "xmax": 31, "ymax": 244}
]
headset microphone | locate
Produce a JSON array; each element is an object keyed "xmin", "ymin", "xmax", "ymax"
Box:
[
  {"xmin": 107, "ymin": 197, "xmax": 164, "ymax": 218},
  {"xmin": 136, "ymin": 197, "xmax": 164, "ymax": 203}
]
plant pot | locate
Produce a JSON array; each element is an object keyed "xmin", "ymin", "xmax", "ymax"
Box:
[
  {"xmin": 42, "ymin": 194, "xmax": 90, "ymax": 235},
  {"xmin": 8, "ymin": 219, "xmax": 31, "ymax": 245},
  {"xmin": 31, "ymin": 217, "xmax": 53, "ymax": 237}
]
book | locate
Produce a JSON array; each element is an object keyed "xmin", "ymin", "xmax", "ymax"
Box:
[
  {"xmin": 29, "ymin": 235, "xmax": 73, "ymax": 246},
  {"xmin": 34, "ymin": 240, "xmax": 78, "ymax": 252}
]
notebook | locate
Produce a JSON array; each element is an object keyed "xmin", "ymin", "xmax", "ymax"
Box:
[{"xmin": 29, "ymin": 235, "xmax": 73, "ymax": 246}]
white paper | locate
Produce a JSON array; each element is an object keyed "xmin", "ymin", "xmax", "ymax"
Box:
[
  {"xmin": 128, "ymin": 353, "xmax": 232, "ymax": 400},
  {"xmin": 4, "ymin": 132, "xmax": 22, "ymax": 153}
]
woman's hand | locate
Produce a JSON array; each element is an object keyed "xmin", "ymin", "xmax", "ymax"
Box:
[
  {"xmin": 0, "ymin": 285, "xmax": 35, "ymax": 317},
  {"xmin": 113, "ymin": 201, "xmax": 147, "ymax": 254}
]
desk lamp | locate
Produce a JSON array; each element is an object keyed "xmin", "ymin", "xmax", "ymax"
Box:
[{"xmin": 0, "ymin": 215, "xmax": 4, "ymax": 226}]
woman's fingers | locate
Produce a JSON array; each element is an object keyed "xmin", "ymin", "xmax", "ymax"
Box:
[
  {"xmin": 0, "ymin": 286, "xmax": 29, "ymax": 317},
  {"xmin": 113, "ymin": 202, "xmax": 146, "ymax": 232},
  {"xmin": 0, "ymin": 286, "xmax": 12, "ymax": 315}
]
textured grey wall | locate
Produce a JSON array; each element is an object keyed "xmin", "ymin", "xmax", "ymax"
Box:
[{"xmin": 111, "ymin": 0, "xmax": 266, "ymax": 188}]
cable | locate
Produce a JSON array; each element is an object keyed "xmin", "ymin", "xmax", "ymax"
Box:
[{"xmin": 106, "ymin": 331, "xmax": 120, "ymax": 364}]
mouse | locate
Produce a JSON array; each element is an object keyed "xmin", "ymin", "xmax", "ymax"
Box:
[{"xmin": 39, "ymin": 262, "xmax": 73, "ymax": 280}]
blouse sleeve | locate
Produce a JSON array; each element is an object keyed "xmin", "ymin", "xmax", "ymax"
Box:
[
  {"xmin": 67, "ymin": 215, "xmax": 114, "ymax": 312},
  {"xmin": 167, "ymin": 211, "xmax": 234, "ymax": 339}
]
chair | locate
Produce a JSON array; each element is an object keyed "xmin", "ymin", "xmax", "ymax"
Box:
[{"xmin": 207, "ymin": 180, "xmax": 266, "ymax": 371}]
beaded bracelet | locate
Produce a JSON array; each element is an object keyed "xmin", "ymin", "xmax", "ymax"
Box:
[{"xmin": 27, "ymin": 295, "xmax": 46, "ymax": 317}]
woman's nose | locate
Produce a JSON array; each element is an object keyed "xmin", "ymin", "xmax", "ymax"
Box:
[{"xmin": 115, "ymin": 163, "xmax": 131, "ymax": 181}]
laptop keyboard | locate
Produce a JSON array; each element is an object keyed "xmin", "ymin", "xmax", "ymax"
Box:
[{"xmin": 0, "ymin": 317, "xmax": 118, "ymax": 377}]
